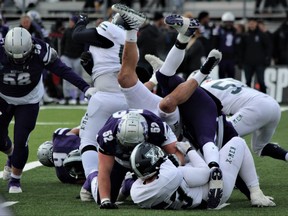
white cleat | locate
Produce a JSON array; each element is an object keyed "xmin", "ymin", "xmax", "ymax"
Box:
[
  {"xmin": 112, "ymin": 4, "xmax": 146, "ymax": 30},
  {"xmin": 2, "ymin": 166, "xmax": 11, "ymax": 181},
  {"xmin": 80, "ymin": 187, "xmax": 93, "ymax": 202},
  {"xmin": 164, "ymin": 14, "xmax": 200, "ymax": 36},
  {"xmin": 9, "ymin": 186, "xmax": 22, "ymax": 194},
  {"xmin": 200, "ymin": 49, "xmax": 222, "ymax": 75},
  {"xmin": 144, "ymin": 54, "xmax": 164, "ymax": 73}
]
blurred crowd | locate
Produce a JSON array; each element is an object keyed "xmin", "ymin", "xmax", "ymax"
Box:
[{"xmin": 1, "ymin": 4, "xmax": 288, "ymax": 104}]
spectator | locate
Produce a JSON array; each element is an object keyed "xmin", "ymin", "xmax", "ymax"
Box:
[
  {"xmin": 273, "ymin": 19, "xmax": 288, "ymax": 65},
  {"xmin": 60, "ymin": 15, "xmax": 86, "ymax": 105},
  {"xmin": 212, "ymin": 11, "xmax": 238, "ymax": 78},
  {"xmin": 241, "ymin": 18, "xmax": 271, "ymax": 93},
  {"xmin": 197, "ymin": 10, "xmax": 214, "ymax": 56},
  {"xmin": 0, "ymin": 13, "xmax": 9, "ymax": 39},
  {"xmin": 27, "ymin": 10, "xmax": 50, "ymax": 44},
  {"xmin": 137, "ymin": 11, "xmax": 165, "ymax": 75},
  {"xmin": 48, "ymin": 19, "xmax": 66, "ymax": 100},
  {"xmin": 20, "ymin": 14, "xmax": 55, "ymax": 105}
]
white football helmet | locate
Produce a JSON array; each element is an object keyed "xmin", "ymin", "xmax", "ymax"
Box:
[
  {"xmin": 130, "ymin": 142, "xmax": 165, "ymax": 180},
  {"xmin": 221, "ymin": 12, "xmax": 235, "ymax": 22},
  {"xmin": 37, "ymin": 141, "xmax": 54, "ymax": 167},
  {"xmin": 116, "ymin": 112, "xmax": 148, "ymax": 149},
  {"xmin": 27, "ymin": 10, "xmax": 42, "ymax": 24},
  {"xmin": 4, "ymin": 27, "xmax": 34, "ymax": 65}
]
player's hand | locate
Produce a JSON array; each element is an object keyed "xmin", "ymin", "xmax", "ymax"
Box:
[
  {"xmin": 77, "ymin": 14, "xmax": 89, "ymax": 25},
  {"xmin": 100, "ymin": 199, "xmax": 118, "ymax": 209},
  {"xmin": 84, "ymin": 87, "xmax": 97, "ymax": 100},
  {"xmin": 176, "ymin": 141, "xmax": 193, "ymax": 155},
  {"xmin": 80, "ymin": 51, "xmax": 93, "ymax": 76}
]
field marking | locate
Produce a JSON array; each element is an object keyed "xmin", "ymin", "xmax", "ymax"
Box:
[
  {"xmin": 0, "ymin": 161, "xmax": 42, "ymax": 179},
  {"xmin": 40, "ymin": 105, "xmax": 87, "ymax": 110},
  {"xmin": 0, "ymin": 201, "xmax": 18, "ymax": 208},
  {"xmin": 281, "ymin": 106, "xmax": 288, "ymax": 112}
]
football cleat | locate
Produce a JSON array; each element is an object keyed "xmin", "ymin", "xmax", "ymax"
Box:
[
  {"xmin": 80, "ymin": 171, "xmax": 98, "ymax": 202},
  {"xmin": 207, "ymin": 167, "xmax": 223, "ymax": 209},
  {"xmin": 8, "ymin": 179, "xmax": 22, "ymax": 193},
  {"xmin": 111, "ymin": 4, "xmax": 146, "ymax": 30},
  {"xmin": 145, "ymin": 54, "xmax": 164, "ymax": 73},
  {"xmin": 200, "ymin": 49, "xmax": 222, "ymax": 75},
  {"xmin": 2, "ymin": 165, "xmax": 11, "ymax": 181},
  {"xmin": 164, "ymin": 14, "xmax": 199, "ymax": 37},
  {"xmin": 250, "ymin": 189, "xmax": 276, "ymax": 207},
  {"xmin": 80, "ymin": 187, "xmax": 93, "ymax": 202}
]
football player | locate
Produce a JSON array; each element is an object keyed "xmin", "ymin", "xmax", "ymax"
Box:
[
  {"xmin": 130, "ymin": 140, "xmax": 276, "ymax": 209},
  {"xmin": 198, "ymin": 77, "xmax": 288, "ymax": 162},
  {"xmin": 71, "ymin": 13, "xmax": 129, "ymax": 203},
  {"xmin": 97, "ymin": 108, "xmax": 180, "ymax": 208},
  {"xmin": 37, "ymin": 127, "xmax": 85, "ymax": 184},
  {"xmin": 112, "ymin": 3, "xmax": 234, "ymax": 209},
  {"xmin": 0, "ymin": 27, "xmax": 96, "ymax": 193}
]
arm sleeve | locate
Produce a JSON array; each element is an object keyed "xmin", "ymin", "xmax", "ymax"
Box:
[
  {"xmin": 72, "ymin": 23, "xmax": 114, "ymax": 48},
  {"xmin": 178, "ymin": 150, "xmax": 210, "ymax": 187},
  {"xmin": 46, "ymin": 58, "xmax": 90, "ymax": 92}
]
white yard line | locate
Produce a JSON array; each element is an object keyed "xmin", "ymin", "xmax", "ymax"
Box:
[{"xmin": 0, "ymin": 161, "xmax": 42, "ymax": 179}]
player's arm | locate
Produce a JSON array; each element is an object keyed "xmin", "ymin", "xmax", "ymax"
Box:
[
  {"xmin": 98, "ymin": 151, "xmax": 115, "ymax": 203},
  {"xmin": 162, "ymin": 142, "xmax": 185, "ymax": 166},
  {"xmin": 72, "ymin": 18, "xmax": 114, "ymax": 48}
]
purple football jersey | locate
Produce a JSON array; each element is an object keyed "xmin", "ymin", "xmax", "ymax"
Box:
[
  {"xmin": 0, "ymin": 37, "xmax": 89, "ymax": 98},
  {"xmin": 97, "ymin": 109, "xmax": 168, "ymax": 163},
  {"xmin": 52, "ymin": 128, "xmax": 81, "ymax": 184}
]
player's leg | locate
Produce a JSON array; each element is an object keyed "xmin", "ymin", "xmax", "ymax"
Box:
[
  {"xmin": 0, "ymin": 99, "xmax": 14, "ymax": 181},
  {"xmin": 112, "ymin": 4, "xmax": 164, "ymax": 114},
  {"xmin": 79, "ymin": 92, "xmax": 128, "ymax": 202},
  {"xmin": 112, "ymin": 3, "xmax": 146, "ymax": 89},
  {"xmin": 250, "ymin": 98, "xmax": 288, "ymax": 161},
  {"xmin": 219, "ymin": 137, "xmax": 275, "ymax": 207},
  {"xmin": 10, "ymin": 103, "xmax": 39, "ymax": 193}
]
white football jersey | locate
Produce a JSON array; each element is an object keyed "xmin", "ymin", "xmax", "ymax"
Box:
[
  {"xmin": 90, "ymin": 21, "xmax": 125, "ymax": 80},
  {"xmin": 201, "ymin": 78, "xmax": 264, "ymax": 115},
  {"xmin": 131, "ymin": 160, "xmax": 206, "ymax": 209}
]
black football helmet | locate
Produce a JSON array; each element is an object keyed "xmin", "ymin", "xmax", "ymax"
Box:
[
  {"xmin": 130, "ymin": 142, "xmax": 165, "ymax": 180},
  {"xmin": 63, "ymin": 149, "xmax": 85, "ymax": 180}
]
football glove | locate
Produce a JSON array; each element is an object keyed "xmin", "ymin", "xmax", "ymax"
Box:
[
  {"xmin": 80, "ymin": 51, "xmax": 93, "ymax": 76},
  {"xmin": 76, "ymin": 14, "xmax": 89, "ymax": 26},
  {"xmin": 84, "ymin": 87, "xmax": 97, "ymax": 100},
  {"xmin": 100, "ymin": 199, "xmax": 118, "ymax": 209}
]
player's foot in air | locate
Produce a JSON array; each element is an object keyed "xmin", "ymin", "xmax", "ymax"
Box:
[
  {"xmin": 200, "ymin": 49, "xmax": 222, "ymax": 75},
  {"xmin": 145, "ymin": 54, "xmax": 164, "ymax": 73},
  {"xmin": 164, "ymin": 14, "xmax": 200, "ymax": 37},
  {"xmin": 112, "ymin": 4, "xmax": 146, "ymax": 30}
]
